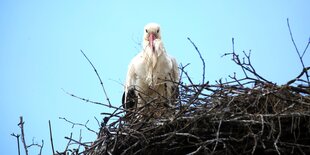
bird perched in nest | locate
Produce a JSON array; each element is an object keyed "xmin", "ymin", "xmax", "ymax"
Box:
[{"xmin": 122, "ymin": 23, "xmax": 179, "ymax": 118}]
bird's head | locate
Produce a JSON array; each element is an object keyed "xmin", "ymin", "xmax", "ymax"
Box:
[{"xmin": 143, "ymin": 23, "xmax": 162, "ymax": 51}]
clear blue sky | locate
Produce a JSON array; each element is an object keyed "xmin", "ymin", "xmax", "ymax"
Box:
[{"xmin": 1, "ymin": 1, "xmax": 309, "ymax": 154}]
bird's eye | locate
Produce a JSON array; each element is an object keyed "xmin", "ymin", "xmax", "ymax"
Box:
[
  {"xmin": 145, "ymin": 29, "xmax": 148, "ymax": 33},
  {"xmin": 157, "ymin": 29, "xmax": 160, "ymax": 33}
]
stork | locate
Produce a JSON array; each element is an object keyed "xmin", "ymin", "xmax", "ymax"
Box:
[{"xmin": 122, "ymin": 23, "xmax": 179, "ymax": 117}]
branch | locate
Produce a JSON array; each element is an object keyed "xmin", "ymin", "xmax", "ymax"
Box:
[
  {"xmin": 301, "ymin": 37, "xmax": 310, "ymax": 58},
  {"xmin": 18, "ymin": 116, "xmax": 28, "ymax": 155},
  {"xmin": 49, "ymin": 120, "xmax": 55, "ymax": 155},
  {"xmin": 187, "ymin": 37, "xmax": 206, "ymax": 84},
  {"xmin": 212, "ymin": 119, "xmax": 223, "ymax": 153},
  {"xmin": 80, "ymin": 50, "xmax": 112, "ymax": 107},
  {"xmin": 59, "ymin": 117, "xmax": 98, "ymax": 135},
  {"xmin": 27, "ymin": 139, "xmax": 44, "ymax": 155},
  {"xmin": 65, "ymin": 132, "xmax": 73, "ymax": 152},
  {"xmin": 274, "ymin": 117, "xmax": 282, "ymax": 155},
  {"xmin": 287, "ymin": 18, "xmax": 310, "ymax": 85},
  {"xmin": 63, "ymin": 88, "xmax": 120, "ymax": 109},
  {"xmin": 223, "ymin": 48, "xmax": 272, "ymax": 84},
  {"xmin": 286, "ymin": 67, "xmax": 310, "ymax": 86},
  {"xmin": 77, "ymin": 129, "xmax": 83, "ymax": 152},
  {"xmin": 11, "ymin": 133, "xmax": 21, "ymax": 155},
  {"xmin": 64, "ymin": 136, "xmax": 88, "ymax": 147}
]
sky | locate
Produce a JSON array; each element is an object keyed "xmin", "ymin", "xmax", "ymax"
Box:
[{"xmin": 1, "ymin": 0, "xmax": 309, "ymax": 154}]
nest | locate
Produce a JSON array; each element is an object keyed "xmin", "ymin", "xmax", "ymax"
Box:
[{"xmin": 82, "ymin": 50, "xmax": 310, "ymax": 155}]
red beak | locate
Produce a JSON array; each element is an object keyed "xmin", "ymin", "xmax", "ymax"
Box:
[{"xmin": 149, "ymin": 33, "xmax": 155, "ymax": 51}]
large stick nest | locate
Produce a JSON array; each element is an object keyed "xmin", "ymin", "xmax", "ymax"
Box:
[{"xmin": 82, "ymin": 49, "xmax": 310, "ymax": 155}]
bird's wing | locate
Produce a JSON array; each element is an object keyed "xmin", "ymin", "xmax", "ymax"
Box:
[
  {"xmin": 168, "ymin": 55, "xmax": 179, "ymax": 100},
  {"xmin": 124, "ymin": 55, "xmax": 138, "ymax": 92},
  {"xmin": 170, "ymin": 56, "xmax": 179, "ymax": 83},
  {"xmin": 123, "ymin": 53, "xmax": 141, "ymax": 109}
]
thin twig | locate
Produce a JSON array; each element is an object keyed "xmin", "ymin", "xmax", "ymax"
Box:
[
  {"xmin": 49, "ymin": 120, "xmax": 55, "ymax": 155},
  {"xmin": 274, "ymin": 117, "xmax": 282, "ymax": 155},
  {"xmin": 11, "ymin": 133, "xmax": 21, "ymax": 155},
  {"xmin": 287, "ymin": 18, "xmax": 310, "ymax": 85},
  {"xmin": 301, "ymin": 38, "xmax": 310, "ymax": 58},
  {"xmin": 77, "ymin": 129, "xmax": 83, "ymax": 152},
  {"xmin": 18, "ymin": 116, "xmax": 28, "ymax": 155},
  {"xmin": 212, "ymin": 119, "xmax": 222, "ymax": 153},
  {"xmin": 40, "ymin": 140, "xmax": 44, "ymax": 155},
  {"xmin": 187, "ymin": 37, "xmax": 206, "ymax": 84},
  {"xmin": 80, "ymin": 50, "xmax": 112, "ymax": 107},
  {"xmin": 65, "ymin": 134, "xmax": 88, "ymax": 147},
  {"xmin": 232, "ymin": 38, "xmax": 249, "ymax": 78},
  {"xmin": 65, "ymin": 132, "xmax": 73, "ymax": 152},
  {"xmin": 59, "ymin": 117, "xmax": 98, "ymax": 135},
  {"xmin": 286, "ymin": 67, "xmax": 310, "ymax": 85},
  {"xmin": 187, "ymin": 146, "xmax": 203, "ymax": 155},
  {"xmin": 287, "ymin": 18, "xmax": 300, "ymax": 58},
  {"xmin": 27, "ymin": 139, "xmax": 44, "ymax": 155},
  {"xmin": 62, "ymin": 88, "xmax": 123, "ymax": 111}
]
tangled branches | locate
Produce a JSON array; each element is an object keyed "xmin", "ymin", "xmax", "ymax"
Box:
[{"xmin": 83, "ymin": 51, "xmax": 310, "ymax": 154}]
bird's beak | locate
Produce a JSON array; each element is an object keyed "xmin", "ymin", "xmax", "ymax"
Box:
[{"xmin": 149, "ymin": 33, "xmax": 155, "ymax": 51}]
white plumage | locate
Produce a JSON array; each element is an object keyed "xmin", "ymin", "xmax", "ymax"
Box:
[{"xmin": 123, "ymin": 23, "xmax": 179, "ymax": 112}]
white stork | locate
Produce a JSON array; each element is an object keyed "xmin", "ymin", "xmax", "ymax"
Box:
[{"xmin": 123, "ymin": 23, "xmax": 179, "ymax": 114}]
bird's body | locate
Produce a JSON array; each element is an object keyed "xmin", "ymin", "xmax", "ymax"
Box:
[{"xmin": 123, "ymin": 23, "xmax": 179, "ymax": 118}]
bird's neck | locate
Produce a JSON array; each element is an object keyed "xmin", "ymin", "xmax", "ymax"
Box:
[{"xmin": 142, "ymin": 40, "xmax": 166, "ymax": 87}]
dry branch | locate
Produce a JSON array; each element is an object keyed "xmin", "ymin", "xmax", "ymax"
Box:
[
  {"xmin": 187, "ymin": 37, "xmax": 206, "ymax": 84},
  {"xmin": 18, "ymin": 116, "xmax": 28, "ymax": 155},
  {"xmin": 49, "ymin": 120, "xmax": 55, "ymax": 155},
  {"xmin": 80, "ymin": 50, "xmax": 112, "ymax": 107},
  {"xmin": 287, "ymin": 18, "xmax": 310, "ymax": 86},
  {"xmin": 14, "ymin": 116, "xmax": 44, "ymax": 155},
  {"xmin": 11, "ymin": 133, "xmax": 21, "ymax": 155}
]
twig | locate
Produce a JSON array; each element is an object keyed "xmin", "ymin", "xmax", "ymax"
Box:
[
  {"xmin": 287, "ymin": 18, "xmax": 300, "ymax": 57},
  {"xmin": 232, "ymin": 38, "xmax": 249, "ymax": 78},
  {"xmin": 287, "ymin": 18, "xmax": 310, "ymax": 85},
  {"xmin": 65, "ymin": 135, "xmax": 88, "ymax": 147},
  {"xmin": 120, "ymin": 141, "xmax": 139, "ymax": 155},
  {"xmin": 187, "ymin": 146, "xmax": 203, "ymax": 155},
  {"xmin": 175, "ymin": 132, "xmax": 200, "ymax": 140},
  {"xmin": 180, "ymin": 63, "xmax": 198, "ymax": 92},
  {"xmin": 18, "ymin": 116, "xmax": 28, "ymax": 155},
  {"xmin": 94, "ymin": 116, "xmax": 101, "ymax": 128},
  {"xmin": 77, "ymin": 129, "xmax": 82, "ymax": 152},
  {"xmin": 11, "ymin": 133, "xmax": 21, "ymax": 155},
  {"xmin": 65, "ymin": 132, "xmax": 73, "ymax": 152},
  {"xmin": 286, "ymin": 67, "xmax": 310, "ymax": 85},
  {"xmin": 251, "ymin": 134, "xmax": 258, "ymax": 155},
  {"xmin": 78, "ymin": 138, "xmax": 105, "ymax": 155},
  {"xmin": 62, "ymin": 88, "xmax": 122, "ymax": 111},
  {"xmin": 212, "ymin": 119, "xmax": 223, "ymax": 153},
  {"xmin": 274, "ymin": 117, "xmax": 282, "ymax": 155},
  {"xmin": 224, "ymin": 38, "xmax": 274, "ymax": 84},
  {"xmin": 40, "ymin": 140, "xmax": 44, "ymax": 155},
  {"xmin": 27, "ymin": 139, "xmax": 44, "ymax": 155},
  {"xmin": 80, "ymin": 50, "xmax": 112, "ymax": 107},
  {"xmin": 59, "ymin": 117, "xmax": 98, "ymax": 135},
  {"xmin": 187, "ymin": 37, "xmax": 206, "ymax": 84},
  {"xmin": 49, "ymin": 120, "xmax": 55, "ymax": 155},
  {"xmin": 301, "ymin": 38, "xmax": 310, "ymax": 58}
]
